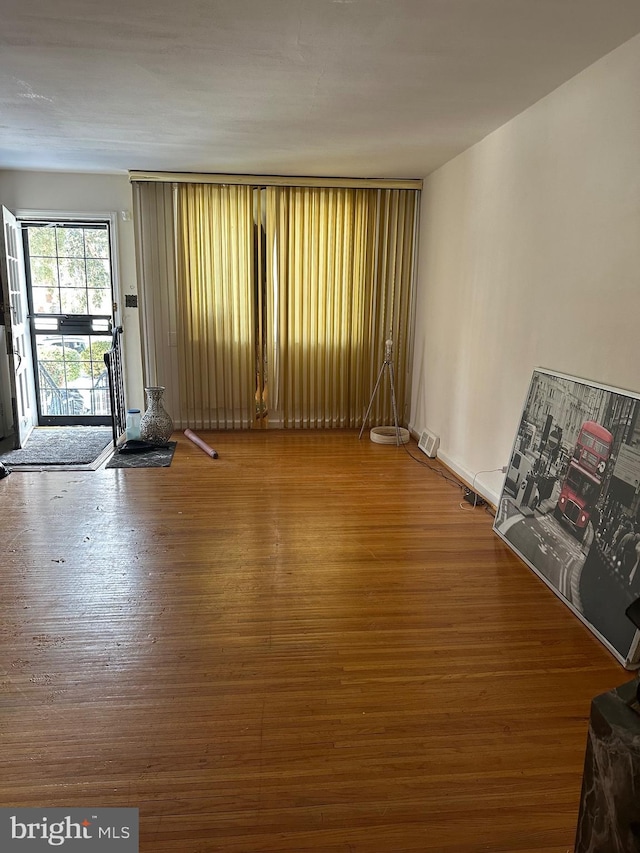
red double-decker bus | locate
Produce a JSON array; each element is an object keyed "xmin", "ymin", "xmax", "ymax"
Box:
[{"xmin": 554, "ymin": 420, "xmax": 613, "ymax": 540}]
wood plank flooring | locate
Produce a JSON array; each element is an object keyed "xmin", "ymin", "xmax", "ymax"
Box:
[{"xmin": 0, "ymin": 430, "xmax": 626, "ymax": 852}]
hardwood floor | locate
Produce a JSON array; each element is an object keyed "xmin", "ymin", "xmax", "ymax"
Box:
[{"xmin": 0, "ymin": 430, "xmax": 625, "ymax": 852}]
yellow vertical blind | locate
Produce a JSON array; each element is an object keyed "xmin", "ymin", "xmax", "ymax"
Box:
[
  {"xmin": 363, "ymin": 188, "xmax": 418, "ymax": 429},
  {"xmin": 132, "ymin": 178, "xmax": 419, "ymax": 431},
  {"xmin": 266, "ymin": 186, "xmax": 417, "ymax": 428},
  {"xmin": 175, "ymin": 183, "xmax": 256, "ymax": 429},
  {"xmin": 266, "ymin": 186, "xmax": 370, "ymax": 427}
]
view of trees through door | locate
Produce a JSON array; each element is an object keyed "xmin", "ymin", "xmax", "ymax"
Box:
[{"xmin": 23, "ymin": 221, "xmax": 114, "ymax": 425}]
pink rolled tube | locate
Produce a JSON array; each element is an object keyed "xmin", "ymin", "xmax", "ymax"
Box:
[{"xmin": 184, "ymin": 429, "xmax": 218, "ymax": 458}]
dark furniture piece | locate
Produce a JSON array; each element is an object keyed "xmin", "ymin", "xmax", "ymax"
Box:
[{"xmin": 574, "ymin": 679, "xmax": 640, "ymax": 852}]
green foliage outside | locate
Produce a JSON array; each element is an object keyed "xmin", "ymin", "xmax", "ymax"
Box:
[
  {"xmin": 39, "ymin": 340, "xmax": 112, "ymax": 388},
  {"xmin": 38, "ymin": 347, "xmax": 81, "ymax": 387},
  {"xmin": 27, "ymin": 225, "xmax": 111, "ymax": 316},
  {"xmin": 85, "ymin": 340, "xmax": 111, "ymax": 367},
  {"xmin": 28, "ymin": 225, "xmax": 109, "ymax": 260}
]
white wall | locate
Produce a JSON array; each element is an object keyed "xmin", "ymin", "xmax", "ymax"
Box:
[
  {"xmin": 410, "ymin": 33, "xmax": 640, "ymax": 505},
  {"xmin": 0, "ymin": 170, "xmax": 144, "ymax": 413}
]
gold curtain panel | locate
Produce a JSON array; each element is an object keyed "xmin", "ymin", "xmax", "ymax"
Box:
[
  {"xmin": 176, "ymin": 183, "xmax": 256, "ymax": 429},
  {"xmin": 132, "ymin": 178, "xmax": 419, "ymax": 430}
]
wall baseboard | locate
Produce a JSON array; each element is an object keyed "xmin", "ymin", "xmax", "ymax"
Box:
[{"xmin": 436, "ymin": 450, "xmax": 501, "ymax": 508}]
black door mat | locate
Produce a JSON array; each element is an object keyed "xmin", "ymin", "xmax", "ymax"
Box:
[{"xmin": 106, "ymin": 441, "xmax": 177, "ymax": 469}]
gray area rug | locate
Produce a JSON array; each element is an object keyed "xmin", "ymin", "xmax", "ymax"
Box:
[
  {"xmin": 106, "ymin": 441, "xmax": 176, "ymax": 469},
  {"xmin": 0, "ymin": 427, "xmax": 112, "ymax": 466}
]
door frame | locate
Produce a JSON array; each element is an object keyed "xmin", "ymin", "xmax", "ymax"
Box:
[{"xmin": 15, "ymin": 209, "xmax": 123, "ymax": 428}]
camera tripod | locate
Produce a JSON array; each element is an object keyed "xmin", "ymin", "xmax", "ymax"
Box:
[{"xmin": 358, "ymin": 338, "xmax": 403, "ymax": 445}]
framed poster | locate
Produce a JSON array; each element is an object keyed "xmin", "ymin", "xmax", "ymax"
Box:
[{"xmin": 493, "ymin": 368, "xmax": 640, "ymax": 668}]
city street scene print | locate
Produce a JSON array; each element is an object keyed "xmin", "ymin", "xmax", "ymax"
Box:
[{"xmin": 494, "ymin": 368, "xmax": 640, "ymax": 667}]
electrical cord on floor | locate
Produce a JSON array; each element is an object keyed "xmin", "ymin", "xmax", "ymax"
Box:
[
  {"xmin": 399, "ymin": 438, "xmax": 467, "ymax": 493},
  {"xmin": 458, "ymin": 468, "xmax": 503, "ymax": 513},
  {"xmin": 398, "ymin": 436, "xmax": 501, "ymax": 516}
]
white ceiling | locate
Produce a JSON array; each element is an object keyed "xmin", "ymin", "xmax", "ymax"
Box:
[{"xmin": 2, "ymin": 0, "xmax": 640, "ymax": 178}]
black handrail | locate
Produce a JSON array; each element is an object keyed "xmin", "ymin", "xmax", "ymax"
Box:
[
  {"xmin": 38, "ymin": 362, "xmax": 67, "ymax": 415},
  {"xmin": 104, "ymin": 326, "xmax": 125, "ymax": 446}
]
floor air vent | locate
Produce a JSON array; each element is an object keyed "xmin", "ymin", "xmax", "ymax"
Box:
[{"xmin": 418, "ymin": 429, "xmax": 440, "ymax": 458}]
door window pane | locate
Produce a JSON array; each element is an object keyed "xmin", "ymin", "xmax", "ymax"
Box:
[
  {"xmin": 60, "ymin": 287, "xmax": 88, "ymax": 314},
  {"xmin": 58, "ymin": 257, "xmax": 87, "ymax": 290},
  {"xmin": 30, "ymin": 257, "xmax": 58, "ymax": 288},
  {"xmin": 56, "ymin": 227, "xmax": 85, "ymax": 258},
  {"xmin": 27, "ymin": 226, "xmax": 56, "ymax": 257},
  {"xmin": 31, "ymin": 286, "xmax": 61, "ymax": 314},
  {"xmin": 34, "ymin": 334, "xmax": 112, "ymax": 416},
  {"xmin": 89, "ymin": 288, "xmax": 112, "ymax": 314},
  {"xmin": 86, "ymin": 258, "xmax": 110, "ymax": 289},
  {"xmin": 25, "ymin": 221, "xmax": 114, "ymax": 420},
  {"xmin": 85, "ymin": 229, "xmax": 109, "ymax": 258}
]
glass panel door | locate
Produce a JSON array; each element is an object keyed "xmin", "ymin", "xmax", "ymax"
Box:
[{"xmin": 23, "ymin": 221, "xmax": 114, "ymax": 425}]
